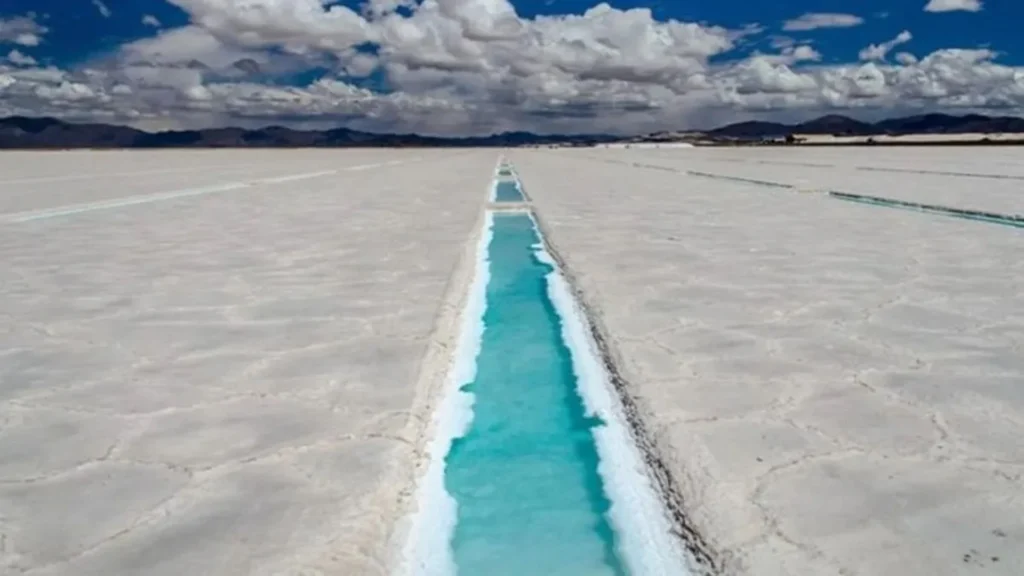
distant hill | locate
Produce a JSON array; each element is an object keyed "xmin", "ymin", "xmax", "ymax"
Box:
[
  {"xmin": 7, "ymin": 112, "xmax": 1024, "ymax": 149},
  {"xmin": 707, "ymin": 113, "xmax": 1024, "ymax": 139},
  {"xmin": 793, "ymin": 114, "xmax": 874, "ymax": 135},
  {"xmin": 0, "ymin": 116, "xmax": 616, "ymax": 149},
  {"xmin": 701, "ymin": 120, "xmax": 790, "ymax": 138}
]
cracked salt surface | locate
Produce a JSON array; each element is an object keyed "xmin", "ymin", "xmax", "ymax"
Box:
[
  {"xmin": 510, "ymin": 148, "xmax": 1023, "ymax": 576},
  {"xmin": 0, "ymin": 149, "xmax": 490, "ymax": 575},
  {"xmin": 4, "ymin": 147, "xmax": 1022, "ymax": 576}
]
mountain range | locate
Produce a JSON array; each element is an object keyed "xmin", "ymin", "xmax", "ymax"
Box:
[
  {"xmin": 2, "ymin": 113, "xmax": 1024, "ymax": 148},
  {"xmin": 0, "ymin": 116, "xmax": 614, "ymax": 149},
  {"xmin": 706, "ymin": 113, "xmax": 1024, "ymax": 138}
]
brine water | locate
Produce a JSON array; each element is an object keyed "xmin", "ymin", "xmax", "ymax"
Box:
[{"xmin": 444, "ymin": 212, "xmax": 626, "ymax": 575}]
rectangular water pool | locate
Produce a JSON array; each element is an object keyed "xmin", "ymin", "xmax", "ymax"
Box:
[
  {"xmin": 493, "ymin": 180, "xmax": 525, "ymax": 202},
  {"xmin": 400, "ymin": 168, "xmax": 693, "ymax": 576},
  {"xmin": 445, "ymin": 212, "xmax": 625, "ymax": 575}
]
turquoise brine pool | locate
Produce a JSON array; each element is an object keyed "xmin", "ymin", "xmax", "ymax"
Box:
[
  {"xmin": 444, "ymin": 212, "xmax": 626, "ymax": 576},
  {"xmin": 493, "ymin": 180, "xmax": 525, "ymax": 202}
]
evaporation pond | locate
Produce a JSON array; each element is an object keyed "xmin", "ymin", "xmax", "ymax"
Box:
[
  {"xmin": 445, "ymin": 212, "xmax": 626, "ymax": 576},
  {"xmin": 493, "ymin": 180, "xmax": 525, "ymax": 202}
]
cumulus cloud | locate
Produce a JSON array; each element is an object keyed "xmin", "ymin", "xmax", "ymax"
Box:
[
  {"xmin": 782, "ymin": 13, "xmax": 864, "ymax": 32},
  {"xmin": 112, "ymin": 0, "xmax": 738, "ymax": 129},
  {"xmin": 122, "ymin": 25, "xmax": 243, "ymax": 68},
  {"xmin": 118, "ymin": 24, "xmax": 344, "ymax": 83},
  {"xmin": 0, "ymin": 14, "xmax": 48, "ymax": 47},
  {"xmin": 3, "ymin": 0, "xmax": 1024, "ymax": 135},
  {"xmin": 6, "ymin": 49, "xmax": 37, "ymax": 67},
  {"xmin": 0, "ymin": 62, "xmax": 469, "ymax": 132},
  {"xmin": 7, "ymin": 44, "xmax": 1022, "ymax": 135},
  {"xmin": 142, "ymin": 15, "xmax": 162, "ymax": 28},
  {"xmin": 769, "ymin": 36, "xmax": 796, "ymax": 50},
  {"xmin": 363, "ymin": 0, "xmax": 418, "ymax": 18},
  {"xmin": 924, "ymin": 0, "xmax": 983, "ymax": 13},
  {"xmin": 164, "ymin": 0, "xmax": 375, "ymax": 53},
  {"xmin": 894, "ymin": 52, "xmax": 918, "ymax": 65},
  {"xmin": 859, "ymin": 30, "xmax": 913, "ymax": 61}
]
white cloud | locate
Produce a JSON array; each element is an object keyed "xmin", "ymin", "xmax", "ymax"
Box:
[
  {"xmin": 0, "ymin": 14, "xmax": 48, "ymax": 47},
  {"xmin": 122, "ymin": 26, "xmax": 240, "ymax": 68},
  {"xmin": 4, "ymin": 0, "xmax": 1024, "ymax": 136},
  {"xmin": 7, "ymin": 42, "xmax": 1024, "ymax": 136},
  {"xmin": 6, "ymin": 49, "xmax": 37, "ymax": 67},
  {"xmin": 924, "ymin": 0, "xmax": 983, "ymax": 13},
  {"xmin": 782, "ymin": 13, "xmax": 864, "ymax": 32},
  {"xmin": 363, "ymin": 0, "xmax": 418, "ymax": 18},
  {"xmin": 92, "ymin": 0, "xmax": 112, "ymax": 18},
  {"xmin": 894, "ymin": 52, "xmax": 918, "ymax": 65},
  {"xmin": 34, "ymin": 81, "xmax": 98, "ymax": 102},
  {"xmin": 769, "ymin": 36, "xmax": 796, "ymax": 50},
  {"xmin": 142, "ymin": 15, "xmax": 162, "ymax": 28},
  {"xmin": 749, "ymin": 45, "xmax": 822, "ymax": 67},
  {"xmin": 727, "ymin": 58, "xmax": 818, "ymax": 95},
  {"xmin": 859, "ymin": 30, "xmax": 913, "ymax": 61},
  {"xmin": 165, "ymin": 0, "xmax": 375, "ymax": 52},
  {"xmin": 117, "ymin": 0, "xmax": 737, "ymax": 129},
  {"xmin": 118, "ymin": 25, "xmax": 335, "ymax": 82}
]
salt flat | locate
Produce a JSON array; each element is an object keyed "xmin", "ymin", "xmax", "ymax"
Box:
[
  {"xmin": 0, "ymin": 150, "xmax": 419, "ymax": 215},
  {"xmin": 606, "ymin": 147, "xmax": 1024, "ymax": 216},
  {"xmin": 3, "ymin": 146, "xmax": 1023, "ymax": 576},
  {"xmin": 512, "ymin": 149, "xmax": 1024, "ymax": 576},
  {"xmin": 0, "ymin": 149, "xmax": 490, "ymax": 575}
]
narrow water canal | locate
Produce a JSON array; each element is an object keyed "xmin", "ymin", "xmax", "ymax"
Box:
[
  {"xmin": 446, "ymin": 212, "xmax": 625, "ymax": 575},
  {"xmin": 401, "ymin": 164, "xmax": 690, "ymax": 576},
  {"xmin": 492, "ymin": 180, "xmax": 524, "ymax": 202}
]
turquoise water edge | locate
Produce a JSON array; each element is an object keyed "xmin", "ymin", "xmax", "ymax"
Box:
[
  {"xmin": 493, "ymin": 180, "xmax": 525, "ymax": 202},
  {"xmin": 445, "ymin": 212, "xmax": 627, "ymax": 575}
]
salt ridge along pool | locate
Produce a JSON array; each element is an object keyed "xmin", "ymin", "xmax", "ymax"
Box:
[{"xmin": 400, "ymin": 161, "xmax": 692, "ymax": 576}]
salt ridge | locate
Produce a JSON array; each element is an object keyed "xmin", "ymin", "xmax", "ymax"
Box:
[
  {"xmin": 398, "ymin": 212, "xmax": 493, "ymax": 576},
  {"xmin": 531, "ymin": 220, "xmax": 694, "ymax": 576}
]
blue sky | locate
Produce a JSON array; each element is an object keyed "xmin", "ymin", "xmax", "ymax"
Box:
[{"xmin": 0, "ymin": 0, "xmax": 1018, "ymax": 135}]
